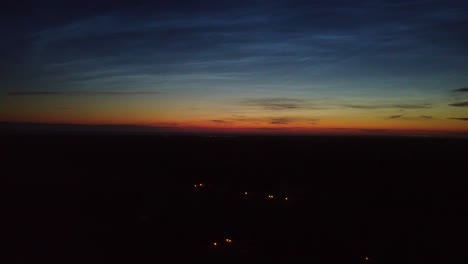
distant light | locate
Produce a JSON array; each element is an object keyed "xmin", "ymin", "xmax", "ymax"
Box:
[
  {"xmin": 213, "ymin": 242, "xmax": 218, "ymax": 246},
  {"xmin": 195, "ymin": 183, "xmax": 205, "ymax": 189},
  {"xmin": 285, "ymin": 197, "xmax": 288, "ymax": 201},
  {"xmin": 225, "ymin": 238, "xmax": 232, "ymax": 243},
  {"xmin": 268, "ymin": 195, "xmax": 274, "ymax": 199},
  {"xmin": 365, "ymin": 257, "xmax": 369, "ymax": 261},
  {"xmin": 244, "ymin": 192, "xmax": 248, "ymax": 195}
]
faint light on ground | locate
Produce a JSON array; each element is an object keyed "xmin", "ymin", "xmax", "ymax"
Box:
[{"xmin": 194, "ymin": 183, "xmax": 205, "ymax": 188}]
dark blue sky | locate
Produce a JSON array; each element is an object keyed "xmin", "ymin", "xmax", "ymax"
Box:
[{"xmin": 1, "ymin": 0, "xmax": 468, "ymax": 133}]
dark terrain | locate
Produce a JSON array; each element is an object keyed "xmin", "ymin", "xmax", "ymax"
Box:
[{"xmin": 2, "ymin": 133, "xmax": 468, "ymax": 263}]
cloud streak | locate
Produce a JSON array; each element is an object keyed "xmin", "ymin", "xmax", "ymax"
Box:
[
  {"xmin": 345, "ymin": 103, "xmax": 431, "ymax": 109},
  {"xmin": 386, "ymin": 115, "xmax": 435, "ymax": 120},
  {"xmin": 270, "ymin": 118, "xmax": 291, "ymax": 125},
  {"xmin": 453, "ymin": 88, "xmax": 468, "ymax": 92},
  {"xmin": 241, "ymin": 98, "xmax": 306, "ymax": 110},
  {"xmin": 222, "ymin": 114, "xmax": 320, "ymax": 125},
  {"xmin": 419, "ymin": 115, "xmax": 433, "ymax": 120},
  {"xmin": 449, "ymin": 101, "xmax": 468, "ymax": 107},
  {"xmin": 240, "ymin": 98, "xmax": 434, "ymax": 112},
  {"xmin": 386, "ymin": 114, "xmax": 404, "ymax": 119},
  {"xmin": 8, "ymin": 91, "xmax": 159, "ymax": 96},
  {"xmin": 210, "ymin": 120, "xmax": 230, "ymax": 124},
  {"xmin": 449, "ymin": 118, "xmax": 468, "ymax": 121}
]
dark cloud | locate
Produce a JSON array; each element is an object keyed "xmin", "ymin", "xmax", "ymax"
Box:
[
  {"xmin": 211, "ymin": 120, "xmax": 229, "ymax": 123},
  {"xmin": 343, "ymin": 104, "xmax": 380, "ymax": 109},
  {"xmin": 419, "ymin": 115, "xmax": 433, "ymax": 120},
  {"xmin": 386, "ymin": 115, "xmax": 435, "ymax": 120},
  {"xmin": 449, "ymin": 101, "xmax": 468, "ymax": 107},
  {"xmin": 449, "ymin": 118, "xmax": 468, "ymax": 121},
  {"xmin": 242, "ymin": 98, "xmax": 304, "ymax": 110},
  {"xmin": 269, "ymin": 117, "xmax": 319, "ymax": 125},
  {"xmin": 386, "ymin": 114, "xmax": 404, "ymax": 119},
  {"xmin": 345, "ymin": 103, "xmax": 431, "ymax": 109},
  {"xmin": 393, "ymin": 104, "xmax": 431, "ymax": 109},
  {"xmin": 270, "ymin": 118, "xmax": 290, "ymax": 125},
  {"xmin": 453, "ymin": 88, "xmax": 468, "ymax": 92},
  {"xmin": 8, "ymin": 91, "xmax": 159, "ymax": 96},
  {"xmin": 229, "ymin": 115, "xmax": 319, "ymax": 125},
  {"xmin": 229, "ymin": 116, "xmax": 264, "ymax": 123}
]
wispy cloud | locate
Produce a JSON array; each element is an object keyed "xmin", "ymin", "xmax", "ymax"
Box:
[
  {"xmin": 345, "ymin": 103, "xmax": 431, "ymax": 109},
  {"xmin": 270, "ymin": 118, "xmax": 291, "ymax": 124},
  {"xmin": 419, "ymin": 115, "xmax": 433, "ymax": 120},
  {"xmin": 237, "ymin": 98, "xmax": 435, "ymax": 111},
  {"xmin": 385, "ymin": 115, "xmax": 435, "ymax": 120},
  {"xmin": 241, "ymin": 98, "xmax": 305, "ymax": 110},
  {"xmin": 449, "ymin": 117, "xmax": 468, "ymax": 121},
  {"xmin": 229, "ymin": 115, "xmax": 319, "ymax": 125},
  {"xmin": 269, "ymin": 117, "xmax": 320, "ymax": 125},
  {"xmin": 210, "ymin": 119, "xmax": 230, "ymax": 124},
  {"xmin": 453, "ymin": 88, "xmax": 468, "ymax": 92},
  {"xmin": 386, "ymin": 114, "xmax": 404, "ymax": 119},
  {"xmin": 449, "ymin": 101, "xmax": 468, "ymax": 107},
  {"xmin": 393, "ymin": 104, "xmax": 431, "ymax": 109},
  {"xmin": 8, "ymin": 91, "xmax": 159, "ymax": 96}
]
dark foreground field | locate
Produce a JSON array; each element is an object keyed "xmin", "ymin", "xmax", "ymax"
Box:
[{"xmin": 2, "ymin": 134, "xmax": 468, "ymax": 263}]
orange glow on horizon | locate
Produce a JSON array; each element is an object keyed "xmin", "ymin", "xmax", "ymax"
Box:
[{"xmin": 1, "ymin": 109, "xmax": 467, "ymax": 137}]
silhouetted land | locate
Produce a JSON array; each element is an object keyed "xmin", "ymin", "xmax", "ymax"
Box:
[{"xmin": 2, "ymin": 132, "xmax": 468, "ymax": 263}]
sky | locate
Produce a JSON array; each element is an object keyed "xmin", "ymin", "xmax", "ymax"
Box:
[{"xmin": 1, "ymin": 0, "xmax": 468, "ymax": 135}]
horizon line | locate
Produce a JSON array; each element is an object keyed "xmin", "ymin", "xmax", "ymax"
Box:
[{"xmin": 1, "ymin": 121, "xmax": 467, "ymax": 138}]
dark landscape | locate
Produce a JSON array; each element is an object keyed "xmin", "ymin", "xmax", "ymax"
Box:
[{"xmin": 3, "ymin": 131, "xmax": 468, "ymax": 263}]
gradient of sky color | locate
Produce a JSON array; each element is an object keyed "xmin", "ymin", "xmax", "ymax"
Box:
[{"xmin": 1, "ymin": 0, "xmax": 468, "ymax": 135}]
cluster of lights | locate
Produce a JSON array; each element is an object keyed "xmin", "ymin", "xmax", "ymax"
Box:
[
  {"xmin": 212, "ymin": 238, "xmax": 233, "ymax": 247},
  {"xmin": 243, "ymin": 192, "xmax": 291, "ymax": 201},
  {"xmin": 195, "ymin": 184, "xmax": 288, "ymax": 201},
  {"xmin": 267, "ymin": 194, "xmax": 288, "ymax": 201},
  {"xmin": 195, "ymin": 184, "xmax": 290, "ymax": 249},
  {"xmin": 194, "ymin": 183, "xmax": 205, "ymax": 189},
  {"xmin": 196, "ymin": 183, "xmax": 372, "ymax": 262}
]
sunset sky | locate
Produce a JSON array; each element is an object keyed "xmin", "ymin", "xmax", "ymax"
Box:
[{"xmin": 2, "ymin": 0, "xmax": 468, "ymax": 135}]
